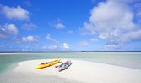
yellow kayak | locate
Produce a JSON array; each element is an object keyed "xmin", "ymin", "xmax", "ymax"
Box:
[{"xmin": 35, "ymin": 59, "xmax": 61, "ymax": 69}]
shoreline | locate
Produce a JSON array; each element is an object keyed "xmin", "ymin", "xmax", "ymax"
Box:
[
  {"xmin": 13, "ymin": 59, "xmax": 141, "ymax": 83},
  {"xmin": 0, "ymin": 51, "xmax": 141, "ymax": 54}
]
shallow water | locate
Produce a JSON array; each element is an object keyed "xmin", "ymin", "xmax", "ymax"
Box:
[{"xmin": 0, "ymin": 52, "xmax": 141, "ymax": 72}]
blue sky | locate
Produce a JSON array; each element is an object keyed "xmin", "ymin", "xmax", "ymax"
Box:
[{"xmin": 0, "ymin": 0, "xmax": 141, "ymax": 51}]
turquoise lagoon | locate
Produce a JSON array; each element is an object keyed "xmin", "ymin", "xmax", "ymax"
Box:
[{"xmin": 0, "ymin": 52, "xmax": 141, "ymax": 83}]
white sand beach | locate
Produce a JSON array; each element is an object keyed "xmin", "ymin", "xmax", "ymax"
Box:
[{"xmin": 14, "ymin": 59, "xmax": 141, "ymax": 83}]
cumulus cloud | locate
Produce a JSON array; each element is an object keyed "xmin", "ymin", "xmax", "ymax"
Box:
[
  {"xmin": 6, "ymin": 24, "xmax": 18, "ymax": 34},
  {"xmin": 55, "ymin": 22, "xmax": 65, "ymax": 29},
  {"xmin": 45, "ymin": 33, "xmax": 70, "ymax": 50},
  {"xmin": 52, "ymin": 43, "xmax": 70, "ymax": 49},
  {"xmin": 0, "ymin": 28, "xmax": 7, "ymax": 38},
  {"xmin": 0, "ymin": 24, "xmax": 18, "ymax": 39},
  {"xmin": 2, "ymin": 5, "xmax": 29, "ymax": 20},
  {"xmin": 62, "ymin": 43, "xmax": 69, "ymax": 49},
  {"xmin": 22, "ymin": 35, "xmax": 38, "ymax": 42},
  {"xmin": 83, "ymin": 0, "xmax": 141, "ymax": 49},
  {"xmin": 46, "ymin": 34, "xmax": 58, "ymax": 42}
]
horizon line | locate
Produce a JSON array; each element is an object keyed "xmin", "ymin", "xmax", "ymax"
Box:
[{"xmin": 0, "ymin": 51, "xmax": 141, "ymax": 53}]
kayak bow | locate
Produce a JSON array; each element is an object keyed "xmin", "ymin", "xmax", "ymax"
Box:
[{"xmin": 35, "ymin": 59, "xmax": 61, "ymax": 69}]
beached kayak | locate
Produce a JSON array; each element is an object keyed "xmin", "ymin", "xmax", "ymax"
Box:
[
  {"xmin": 55, "ymin": 60, "xmax": 72, "ymax": 72},
  {"xmin": 35, "ymin": 59, "xmax": 61, "ymax": 69}
]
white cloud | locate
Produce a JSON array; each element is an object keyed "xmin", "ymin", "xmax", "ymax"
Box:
[
  {"xmin": 0, "ymin": 24, "xmax": 18, "ymax": 39},
  {"xmin": 3, "ymin": 5, "xmax": 29, "ymax": 20},
  {"xmin": 83, "ymin": 0, "xmax": 141, "ymax": 49},
  {"xmin": 42, "ymin": 42, "xmax": 70, "ymax": 50},
  {"xmin": 121, "ymin": 30, "xmax": 141, "ymax": 42},
  {"xmin": 55, "ymin": 22, "xmax": 65, "ymax": 29},
  {"xmin": 62, "ymin": 43, "xmax": 69, "ymax": 49},
  {"xmin": 0, "ymin": 28, "xmax": 6, "ymax": 38},
  {"xmin": 104, "ymin": 44, "xmax": 120, "ymax": 50},
  {"xmin": 22, "ymin": 35, "xmax": 37, "ymax": 42},
  {"xmin": 46, "ymin": 34, "xmax": 58, "ymax": 42},
  {"xmin": 6, "ymin": 24, "xmax": 18, "ymax": 34},
  {"xmin": 47, "ymin": 43, "xmax": 69, "ymax": 50},
  {"xmin": 45, "ymin": 33, "xmax": 70, "ymax": 50},
  {"xmin": 41, "ymin": 45, "xmax": 58, "ymax": 50}
]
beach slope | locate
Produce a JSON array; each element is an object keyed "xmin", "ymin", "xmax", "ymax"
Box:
[{"xmin": 14, "ymin": 59, "xmax": 141, "ymax": 83}]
